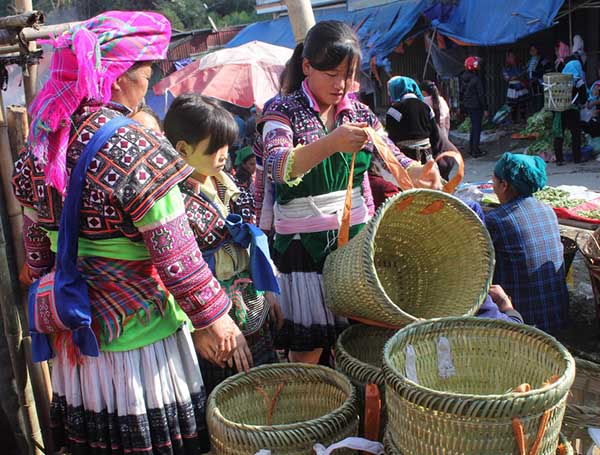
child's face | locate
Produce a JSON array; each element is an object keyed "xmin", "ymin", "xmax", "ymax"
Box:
[
  {"xmin": 181, "ymin": 136, "xmax": 229, "ymax": 177},
  {"xmin": 303, "ymin": 55, "xmax": 357, "ymax": 109},
  {"xmin": 593, "ymin": 85, "xmax": 600, "ymax": 97}
]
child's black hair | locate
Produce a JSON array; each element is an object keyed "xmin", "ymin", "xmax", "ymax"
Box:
[{"xmin": 163, "ymin": 94, "xmax": 238, "ymax": 154}]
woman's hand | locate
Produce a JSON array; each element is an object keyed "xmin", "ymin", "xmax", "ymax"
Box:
[
  {"xmin": 325, "ymin": 122, "xmax": 369, "ymax": 154},
  {"xmin": 192, "ymin": 313, "xmax": 238, "ymax": 367},
  {"xmin": 19, "ymin": 264, "xmax": 35, "ymax": 287},
  {"xmin": 228, "ymin": 325, "xmax": 254, "ymax": 373},
  {"xmin": 407, "ymin": 163, "xmax": 443, "ymax": 190},
  {"xmin": 266, "ymin": 292, "xmax": 284, "ymax": 331}
]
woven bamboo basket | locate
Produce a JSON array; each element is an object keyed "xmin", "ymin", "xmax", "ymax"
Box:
[
  {"xmin": 206, "ymin": 363, "xmax": 359, "ymax": 454},
  {"xmin": 383, "ymin": 432, "xmax": 573, "ymax": 455},
  {"xmin": 562, "ymin": 356, "xmax": 600, "ymax": 450},
  {"xmin": 544, "ymin": 73, "xmax": 574, "ymax": 112},
  {"xmin": 576, "ymin": 228, "xmax": 600, "ymax": 326},
  {"xmin": 323, "ymin": 189, "xmax": 494, "ymax": 328},
  {"xmin": 383, "ymin": 317, "xmax": 575, "ymax": 455},
  {"xmin": 335, "ymin": 324, "xmax": 396, "ymax": 439}
]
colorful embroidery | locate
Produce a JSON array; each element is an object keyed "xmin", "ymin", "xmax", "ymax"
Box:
[{"xmin": 140, "ymin": 213, "xmax": 230, "ymax": 328}]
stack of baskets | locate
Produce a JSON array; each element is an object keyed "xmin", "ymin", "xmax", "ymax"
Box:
[
  {"xmin": 383, "ymin": 318, "xmax": 575, "ymax": 455},
  {"xmin": 206, "ymin": 363, "xmax": 359, "ymax": 454},
  {"xmin": 323, "ymin": 190, "xmax": 494, "ymax": 328},
  {"xmin": 544, "ymin": 73, "xmax": 574, "ymax": 112},
  {"xmin": 335, "ymin": 324, "xmax": 396, "ymax": 440}
]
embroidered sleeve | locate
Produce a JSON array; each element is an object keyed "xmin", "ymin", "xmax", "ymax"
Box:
[
  {"xmin": 111, "ymin": 125, "xmax": 194, "ymax": 223},
  {"xmin": 22, "ymin": 209, "xmax": 54, "ymax": 278},
  {"xmin": 252, "ymin": 138, "xmax": 265, "ymax": 225},
  {"xmin": 135, "ymin": 186, "xmax": 231, "ymax": 329},
  {"xmin": 262, "ymin": 120, "xmax": 303, "ymax": 186},
  {"xmin": 362, "ymin": 174, "xmax": 375, "ymax": 217}
]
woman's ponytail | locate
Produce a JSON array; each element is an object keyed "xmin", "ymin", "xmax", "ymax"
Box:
[{"xmin": 285, "ymin": 42, "xmax": 305, "ymax": 94}]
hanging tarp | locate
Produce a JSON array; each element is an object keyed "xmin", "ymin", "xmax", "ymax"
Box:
[
  {"xmin": 226, "ymin": 2, "xmax": 426, "ymax": 72},
  {"xmin": 431, "ymin": 0, "xmax": 565, "ymax": 46}
]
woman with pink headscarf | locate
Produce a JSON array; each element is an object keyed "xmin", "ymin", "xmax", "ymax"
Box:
[{"xmin": 12, "ymin": 11, "xmax": 238, "ymax": 453}]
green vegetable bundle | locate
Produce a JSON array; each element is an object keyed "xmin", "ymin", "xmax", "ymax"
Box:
[{"xmin": 534, "ymin": 187, "xmax": 585, "ymax": 209}]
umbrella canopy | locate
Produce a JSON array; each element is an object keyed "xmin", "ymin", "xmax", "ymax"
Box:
[{"xmin": 153, "ymin": 40, "xmax": 292, "ymax": 109}]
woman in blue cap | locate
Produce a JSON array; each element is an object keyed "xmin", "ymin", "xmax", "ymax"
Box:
[{"xmin": 487, "ymin": 153, "xmax": 569, "ymax": 334}]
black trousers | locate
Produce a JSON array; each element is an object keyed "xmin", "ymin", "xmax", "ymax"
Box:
[{"xmin": 554, "ymin": 109, "xmax": 582, "ymax": 163}]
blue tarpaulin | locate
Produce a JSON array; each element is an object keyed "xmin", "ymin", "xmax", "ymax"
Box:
[
  {"xmin": 432, "ymin": 0, "xmax": 564, "ymax": 46},
  {"xmin": 226, "ymin": 2, "xmax": 427, "ymax": 71}
]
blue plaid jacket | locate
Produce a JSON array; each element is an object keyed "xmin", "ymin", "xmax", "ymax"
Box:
[{"xmin": 486, "ymin": 196, "xmax": 569, "ymax": 333}]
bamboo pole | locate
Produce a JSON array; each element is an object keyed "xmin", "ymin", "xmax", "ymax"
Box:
[
  {"xmin": 282, "ymin": 0, "xmax": 315, "ymax": 44},
  {"xmin": 0, "ymin": 91, "xmax": 43, "ymax": 455},
  {"xmin": 0, "ymin": 11, "xmax": 44, "ymax": 30},
  {"xmin": 5, "ymin": 105, "xmax": 54, "ymax": 452},
  {"xmin": 16, "ymin": 0, "xmax": 38, "ymax": 107},
  {"xmin": 0, "ymin": 21, "xmax": 80, "ymax": 46}
]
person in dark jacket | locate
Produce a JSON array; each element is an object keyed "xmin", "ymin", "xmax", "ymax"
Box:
[
  {"xmin": 460, "ymin": 56, "xmax": 488, "ymax": 158},
  {"xmin": 385, "ymin": 76, "xmax": 440, "ymax": 163}
]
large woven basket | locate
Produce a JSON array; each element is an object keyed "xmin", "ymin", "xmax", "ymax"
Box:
[
  {"xmin": 383, "ymin": 432, "xmax": 574, "ymax": 455},
  {"xmin": 323, "ymin": 189, "xmax": 494, "ymax": 328},
  {"xmin": 544, "ymin": 72, "xmax": 574, "ymax": 112},
  {"xmin": 383, "ymin": 317, "xmax": 575, "ymax": 455},
  {"xmin": 335, "ymin": 324, "xmax": 396, "ymax": 439},
  {"xmin": 206, "ymin": 363, "xmax": 359, "ymax": 454},
  {"xmin": 562, "ymin": 356, "xmax": 600, "ymax": 450}
]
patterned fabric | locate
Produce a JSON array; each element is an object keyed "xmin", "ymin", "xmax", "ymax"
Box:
[
  {"xmin": 259, "ymin": 81, "xmax": 410, "ymax": 264},
  {"xmin": 180, "ymin": 174, "xmax": 256, "ymax": 256},
  {"xmin": 23, "ymin": 212, "xmax": 54, "ymax": 277},
  {"xmin": 139, "ymin": 212, "xmax": 230, "ymax": 329},
  {"xmin": 14, "ymin": 102, "xmax": 192, "ymax": 240},
  {"xmin": 50, "ymin": 326, "xmax": 208, "ymax": 455},
  {"xmin": 29, "ymin": 11, "xmax": 171, "ymax": 193},
  {"xmin": 485, "ymin": 196, "xmax": 569, "ymax": 333}
]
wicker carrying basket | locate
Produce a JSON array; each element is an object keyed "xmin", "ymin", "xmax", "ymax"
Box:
[
  {"xmin": 383, "ymin": 317, "xmax": 575, "ymax": 455},
  {"xmin": 206, "ymin": 363, "xmax": 359, "ymax": 454},
  {"xmin": 383, "ymin": 432, "xmax": 574, "ymax": 455},
  {"xmin": 563, "ymin": 356, "xmax": 600, "ymax": 449},
  {"xmin": 323, "ymin": 189, "xmax": 494, "ymax": 328},
  {"xmin": 544, "ymin": 72, "xmax": 574, "ymax": 112},
  {"xmin": 335, "ymin": 324, "xmax": 396, "ymax": 439}
]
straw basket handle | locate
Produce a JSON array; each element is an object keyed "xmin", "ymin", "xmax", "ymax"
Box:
[{"xmin": 337, "ymin": 127, "xmax": 465, "ymax": 248}]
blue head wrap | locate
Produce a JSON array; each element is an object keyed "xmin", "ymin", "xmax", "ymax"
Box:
[
  {"xmin": 388, "ymin": 76, "xmax": 424, "ymax": 102},
  {"xmin": 562, "ymin": 59, "xmax": 586, "ymax": 83},
  {"xmin": 494, "ymin": 152, "xmax": 547, "ymax": 196}
]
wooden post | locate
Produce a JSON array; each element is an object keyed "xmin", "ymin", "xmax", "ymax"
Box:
[
  {"xmin": 283, "ymin": 0, "xmax": 316, "ymax": 44},
  {"xmin": 0, "ymin": 90, "xmax": 43, "ymax": 455},
  {"xmin": 16, "ymin": 0, "xmax": 38, "ymax": 105}
]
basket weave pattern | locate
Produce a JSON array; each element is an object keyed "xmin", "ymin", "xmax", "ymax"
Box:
[
  {"xmin": 207, "ymin": 363, "xmax": 359, "ymax": 454},
  {"xmin": 383, "ymin": 318, "xmax": 575, "ymax": 455},
  {"xmin": 324, "ymin": 190, "xmax": 494, "ymax": 327},
  {"xmin": 563, "ymin": 357, "xmax": 600, "ymax": 447},
  {"xmin": 544, "ymin": 73, "xmax": 574, "ymax": 112},
  {"xmin": 335, "ymin": 325, "xmax": 396, "ymax": 439}
]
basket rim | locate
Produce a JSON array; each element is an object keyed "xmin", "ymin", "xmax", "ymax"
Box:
[
  {"xmin": 206, "ymin": 363, "xmax": 358, "ymax": 433},
  {"xmin": 383, "ymin": 317, "xmax": 575, "ymax": 408},
  {"xmin": 335, "ymin": 325, "xmax": 394, "ymax": 383},
  {"xmin": 363, "ymin": 189, "xmax": 495, "ymax": 322}
]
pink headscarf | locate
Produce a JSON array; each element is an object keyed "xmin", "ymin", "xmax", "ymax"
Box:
[{"xmin": 29, "ymin": 11, "xmax": 171, "ymax": 194}]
